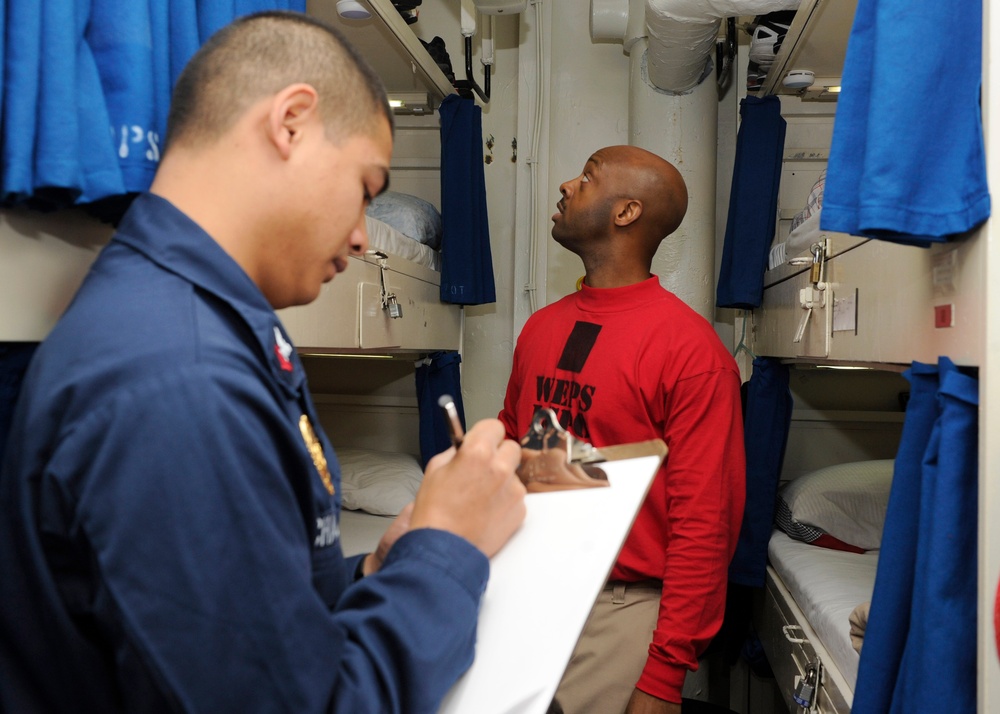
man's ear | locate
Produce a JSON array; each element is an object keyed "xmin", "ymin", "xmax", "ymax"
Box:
[
  {"xmin": 613, "ymin": 199, "xmax": 643, "ymax": 227},
  {"xmin": 266, "ymin": 83, "xmax": 321, "ymax": 160}
]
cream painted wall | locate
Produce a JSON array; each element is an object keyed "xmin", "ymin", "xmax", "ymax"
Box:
[
  {"xmin": 541, "ymin": 8, "xmax": 631, "ymax": 304},
  {"xmin": 0, "ymin": 209, "xmax": 111, "ymax": 341}
]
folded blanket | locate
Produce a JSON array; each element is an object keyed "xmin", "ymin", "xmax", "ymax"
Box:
[{"xmin": 850, "ymin": 601, "xmax": 871, "ymax": 654}]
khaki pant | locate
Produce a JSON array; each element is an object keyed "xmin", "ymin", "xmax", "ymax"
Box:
[{"xmin": 550, "ymin": 580, "xmax": 661, "ymax": 714}]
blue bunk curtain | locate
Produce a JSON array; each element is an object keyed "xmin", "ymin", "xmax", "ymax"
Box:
[
  {"xmin": 1, "ymin": 0, "xmax": 304, "ymax": 213},
  {"xmin": 729, "ymin": 356, "xmax": 792, "ymax": 588},
  {"xmin": 852, "ymin": 357, "xmax": 978, "ymax": 714},
  {"xmin": 716, "ymin": 95, "xmax": 786, "ymax": 309},
  {"xmin": 707, "ymin": 357, "xmax": 793, "ymax": 669},
  {"xmin": 415, "ymin": 351, "xmax": 466, "ymax": 468},
  {"xmin": 438, "ymin": 94, "xmax": 496, "ymax": 306},
  {"xmin": 820, "ymin": 0, "xmax": 990, "ymax": 246}
]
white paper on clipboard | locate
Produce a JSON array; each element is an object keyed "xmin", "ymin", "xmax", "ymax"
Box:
[{"xmin": 437, "ymin": 447, "xmax": 664, "ymax": 714}]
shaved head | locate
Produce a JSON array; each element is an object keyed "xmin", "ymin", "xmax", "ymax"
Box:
[
  {"xmin": 595, "ymin": 145, "xmax": 688, "ymax": 249},
  {"xmin": 551, "ymin": 145, "xmax": 689, "ymax": 286},
  {"xmin": 165, "ymin": 11, "xmax": 392, "ymax": 152}
]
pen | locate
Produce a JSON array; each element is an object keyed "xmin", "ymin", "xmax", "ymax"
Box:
[{"xmin": 438, "ymin": 394, "xmax": 464, "ymax": 449}]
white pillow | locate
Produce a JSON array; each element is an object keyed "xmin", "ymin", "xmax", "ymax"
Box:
[
  {"xmin": 336, "ymin": 447, "xmax": 423, "ymax": 517},
  {"xmin": 777, "ymin": 459, "xmax": 894, "ymax": 551}
]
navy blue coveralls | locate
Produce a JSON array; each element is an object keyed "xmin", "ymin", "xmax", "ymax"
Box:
[{"xmin": 0, "ymin": 193, "xmax": 488, "ymax": 713}]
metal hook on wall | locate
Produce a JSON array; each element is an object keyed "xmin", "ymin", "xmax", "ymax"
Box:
[{"xmin": 716, "ymin": 17, "xmax": 737, "ymax": 90}]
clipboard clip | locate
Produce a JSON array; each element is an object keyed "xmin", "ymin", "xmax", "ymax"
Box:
[
  {"xmin": 517, "ymin": 408, "xmax": 608, "ymax": 492},
  {"xmin": 520, "ymin": 408, "xmax": 606, "ymax": 465}
]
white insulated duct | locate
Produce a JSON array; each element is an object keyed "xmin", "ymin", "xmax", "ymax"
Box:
[
  {"xmin": 644, "ymin": 0, "xmax": 799, "ymax": 93},
  {"xmin": 593, "ymin": 0, "xmax": 800, "ymax": 93},
  {"xmin": 628, "ymin": 39, "xmax": 720, "ymax": 316}
]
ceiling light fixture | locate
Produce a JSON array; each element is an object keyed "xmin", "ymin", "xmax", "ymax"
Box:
[
  {"xmin": 783, "ymin": 69, "xmax": 815, "ymax": 89},
  {"xmin": 336, "ymin": 0, "xmax": 371, "ymax": 20},
  {"xmin": 386, "ymin": 92, "xmax": 432, "ymax": 115}
]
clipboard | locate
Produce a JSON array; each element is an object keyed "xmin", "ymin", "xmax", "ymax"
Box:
[{"xmin": 437, "ymin": 440, "xmax": 667, "ymax": 714}]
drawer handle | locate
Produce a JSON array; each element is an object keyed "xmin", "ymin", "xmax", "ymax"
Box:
[{"xmin": 782, "ymin": 624, "xmax": 810, "ymax": 644}]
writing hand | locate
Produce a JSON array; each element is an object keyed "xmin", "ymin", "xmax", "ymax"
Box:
[
  {"xmin": 409, "ymin": 419, "xmax": 526, "ymax": 557},
  {"xmin": 362, "ymin": 502, "xmax": 414, "ymax": 576}
]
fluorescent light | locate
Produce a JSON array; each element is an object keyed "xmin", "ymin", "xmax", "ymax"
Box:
[
  {"xmin": 385, "ymin": 92, "xmax": 432, "ymax": 115},
  {"xmin": 300, "ymin": 353, "xmax": 396, "ymax": 359},
  {"xmin": 825, "ymin": 85, "xmax": 842, "ymax": 93}
]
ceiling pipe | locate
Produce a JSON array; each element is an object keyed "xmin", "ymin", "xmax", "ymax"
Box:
[
  {"xmin": 644, "ymin": 0, "xmax": 799, "ymax": 93},
  {"xmin": 593, "ymin": 0, "xmax": 800, "ymax": 93}
]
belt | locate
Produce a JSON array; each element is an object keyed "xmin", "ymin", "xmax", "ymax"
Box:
[{"xmin": 605, "ymin": 579, "xmax": 661, "ymax": 604}]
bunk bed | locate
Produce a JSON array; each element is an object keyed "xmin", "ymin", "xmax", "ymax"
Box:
[
  {"xmin": 750, "ymin": 0, "xmax": 984, "ymax": 367},
  {"xmin": 336, "ymin": 446, "xmax": 423, "ymax": 556},
  {"xmin": 283, "ymin": 0, "xmax": 484, "ymax": 549},
  {"xmin": 757, "ymin": 458, "xmax": 892, "ymax": 713},
  {"xmin": 758, "ymin": 535, "xmax": 875, "ymax": 713},
  {"xmin": 743, "ymin": 0, "xmax": 990, "ymax": 710},
  {"xmin": 279, "ymin": 0, "xmax": 468, "ymax": 355},
  {"xmin": 277, "ymin": 216, "xmax": 462, "ymax": 353}
]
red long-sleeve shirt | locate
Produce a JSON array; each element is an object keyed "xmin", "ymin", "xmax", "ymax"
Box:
[{"xmin": 499, "ymin": 276, "xmax": 745, "ymax": 703}]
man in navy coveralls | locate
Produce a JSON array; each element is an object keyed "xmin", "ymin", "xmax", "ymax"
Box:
[{"xmin": 0, "ymin": 11, "xmax": 526, "ymax": 713}]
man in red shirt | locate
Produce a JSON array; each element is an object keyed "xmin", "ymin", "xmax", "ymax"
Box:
[{"xmin": 499, "ymin": 145, "xmax": 746, "ymax": 714}]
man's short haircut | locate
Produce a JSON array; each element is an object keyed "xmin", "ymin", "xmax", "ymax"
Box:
[{"xmin": 165, "ymin": 11, "xmax": 393, "ymax": 151}]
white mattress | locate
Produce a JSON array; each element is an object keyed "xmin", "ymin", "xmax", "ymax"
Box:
[
  {"xmin": 366, "ymin": 216, "xmax": 440, "ymax": 272},
  {"xmin": 767, "ymin": 530, "xmax": 879, "ymax": 691},
  {"xmin": 338, "ymin": 508, "xmax": 394, "ymax": 557}
]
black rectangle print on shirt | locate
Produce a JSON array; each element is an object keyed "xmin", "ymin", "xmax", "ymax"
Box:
[{"xmin": 556, "ymin": 322, "xmax": 603, "ymax": 373}]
